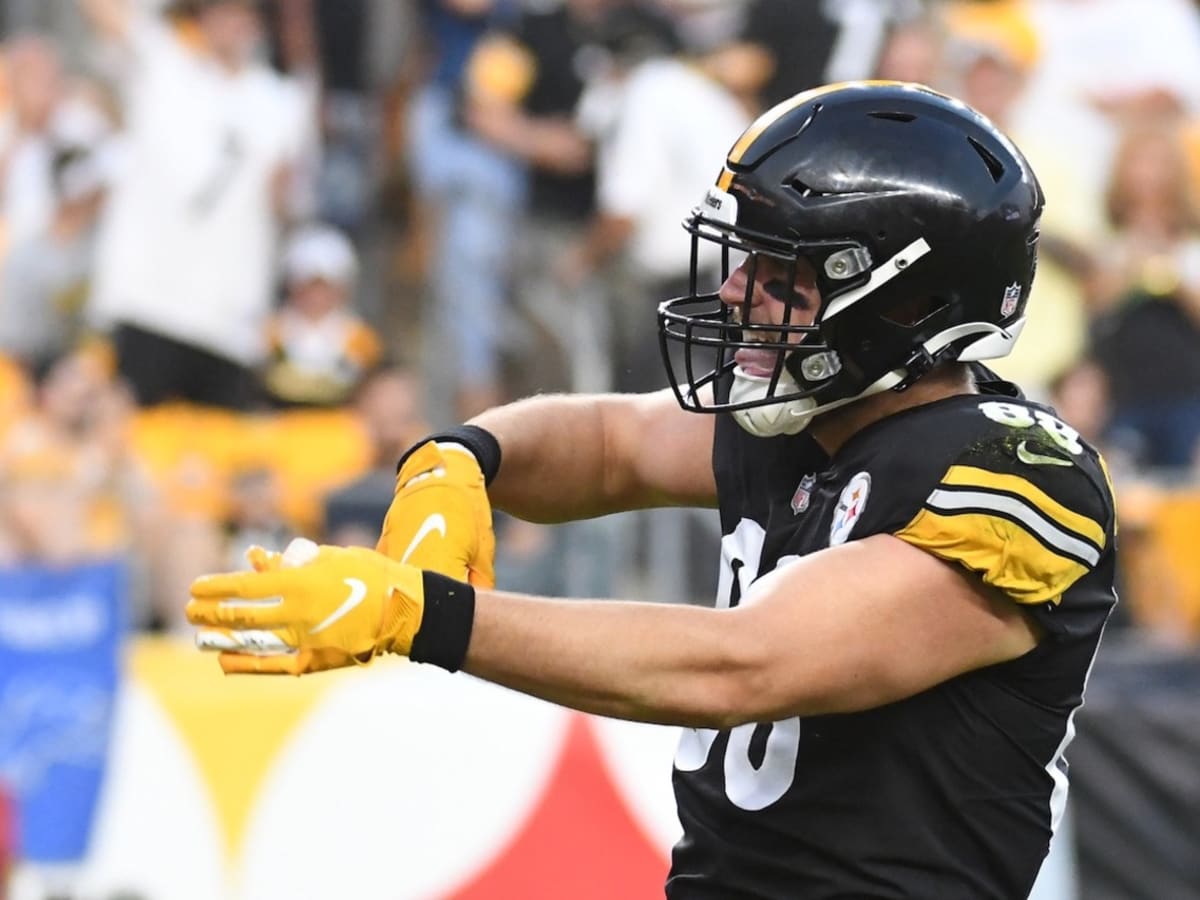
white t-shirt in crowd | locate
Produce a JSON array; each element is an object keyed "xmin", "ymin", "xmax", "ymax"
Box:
[
  {"xmin": 586, "ymin": 58, "xmax": 749, "ymax": 282},
  {"xmin": 0, "ymin": 120, "xmax": 70, "ymax": 246},
  {"xmin": 1013, "ymin": 0, "xmax": 1200, "ymax": 227},
  {"xmin": 88, "ymin": 20, "xmax": 309, "ymax": 365}
]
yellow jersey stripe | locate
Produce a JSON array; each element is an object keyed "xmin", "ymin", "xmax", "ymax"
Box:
[
  {"xmin": 925, "ymin": 488, "xmax": 1099, "ymax": 565},
  {"xmin": 939, "ymin": 465, "xmax": 1106, "ymax": 549},
  {"xmin": 896, "ymin": 508, "xmax": 1089, "ymax": 606}
]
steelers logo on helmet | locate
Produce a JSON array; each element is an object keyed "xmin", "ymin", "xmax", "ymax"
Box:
[{"xmin": 656, "ymin": 81, "xmax": 1043, "ymax": 437}]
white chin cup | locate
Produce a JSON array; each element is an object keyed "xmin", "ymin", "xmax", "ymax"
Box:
[{"xmin": 728, "ymin": 366, "xmax": 817, "ymax": 437}]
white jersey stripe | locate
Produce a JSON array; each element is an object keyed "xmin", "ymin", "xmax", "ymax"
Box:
[{"xmin": 926, "ymin": 488, "xmax": 1101, "ymax": 566}]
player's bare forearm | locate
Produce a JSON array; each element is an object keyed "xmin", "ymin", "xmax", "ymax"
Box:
[
  {"xmin": 465, "ymin": 590, "xmax": 753, "ymax": 728},
  {"xmin": 469, "ymin": 389, "xmax": 716, "ymax": 523},
  {"xmin": 462, "ymin": 536, "xmax": 1042, "ymax": 727}
]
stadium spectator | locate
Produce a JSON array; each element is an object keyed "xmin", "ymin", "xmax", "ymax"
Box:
[
  {"xmin": 729, "ymin": 0, "xmax": 922, "ymax": 108},
  {"xmin": 349, "ymin": 364, "xmax": 430, "ymax": 474},
  {"xmin": 0, "ymin": 344, "xmax": 155, "ymax": 573},
  {"xmin": 460, "ymin": 0, "xmax": 601, "ymax": 396},
  {"xmin": 0, "ymin": 353, "xmax": 31, "ymax": 439},
  {"xmin": 457, "ymin": 0, "xmax": 641, "ymax": 594},
  {"xmin": 404, "ymin": 0, "xmax": 523, "ymax": 421},
  {"xmin": 1012, "ymin": 0, "xmax": 1200, "ymax": 227},
  {"xmin": 1086, "ymin": 120, "xmax": 1200, "ymax": 469},
  {"xmin": 261, "ymin": 0, "xmax": 414, "ymax": 238},
  {"xmin": 871, "ymin": 9, "xmax": 944, "ymax": 85},
  {"xmin": 0, "ymin": 37, "xmax": 114, "ymax": 369},
  {"xmin": 657, "ymin": 0, "xmax": 747, "ymax": 58},
  {"xmin": 222, "ymin": 465, "xmax": 293, "ymax": 571},
  {"xmin": 570, "ymin": 3, "xmax": 749, "ymax": 392},
  {"xmin": 939, "ymin": 1, "xmax": 1092, "ymax": 396},
  {"xmin": 1047, "ymin": 359, "xmax": 1116, "ymax": 463},
  {"xmin": 262, "ymin": 223, "xmax": 381, "ymax": 408},
  {"xmin": 322, "ymin": 363, "xmax": 428, "ymax": 547},
  {"xmin": 0, "ymin": 35, "xmax": 67, "ymax": 251},
  {"xmin": 79, "ymin": 0, "xmax": 312, "ymax": 411},
  {"xmin": 189, "ymin": 83, "xmax": 1117, "ymax": 900}
]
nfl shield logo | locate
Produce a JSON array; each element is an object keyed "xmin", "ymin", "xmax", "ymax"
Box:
[
  {"xmin": 791, "ymin": 474, "xmax": 816, "ymax": 514},
  {"xmin": 1000, "ymin": 282, "xmax": 1021, "ymax": 318}
]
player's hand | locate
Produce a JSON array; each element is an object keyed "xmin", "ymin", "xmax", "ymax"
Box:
[
  {"xmin": 376, "ymin": 440, "xmax": 495, "ymax": 587},
  {"xmin": 187, "ymin": 538, "xmax": 425, "ymax": 675},
  {"xmin": 184, "ymin": 543, "xmax": 288, "ymax": 664}
]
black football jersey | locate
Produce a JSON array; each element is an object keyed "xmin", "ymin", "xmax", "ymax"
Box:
[{"xmin": 667, "ymin": 376, "xmax": 1118, "ymax": 900}]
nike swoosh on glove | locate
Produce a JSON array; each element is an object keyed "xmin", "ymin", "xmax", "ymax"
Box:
[
  {"xmin": 376, "ymin": 440, "xmax": 495, "ymax": 587},
  {"xmin": 187, "ymin": 537, "xmax": 425, "ymax": 675}
]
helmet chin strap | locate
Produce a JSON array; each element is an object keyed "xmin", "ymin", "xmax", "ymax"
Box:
[
  {"xmin": 728, "ymin": 366, "xmax": 906, "ymax": 438},
  {"xmin": 726, "ymin": 315, "xmax": 1019, "ymax": 438}
]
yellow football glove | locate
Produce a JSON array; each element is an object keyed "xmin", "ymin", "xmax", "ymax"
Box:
[
  {"xmin": 189, "ymin": 543, "xmax": 286, "ymax": 661},
  {"xmin": 244, "ymin": 544, "xmax": 284, "ymax": 572},
  {"xmin": 376, "ymin": 440, "xmax": 496, "ymax": 587},
  {"xmin": 188, "ymin": 541, "xmax": 323, "ymax": 667},
  {"xmin": 187, "ymin": 538, "xmax": 476, "ymax": 676}
]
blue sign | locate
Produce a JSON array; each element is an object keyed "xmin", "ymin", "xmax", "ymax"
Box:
[{"xmin": 0, "ymin": 559, "xmax": 126, "ymax": 863}]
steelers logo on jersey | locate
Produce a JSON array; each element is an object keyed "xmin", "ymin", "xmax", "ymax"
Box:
[{"xmin": 830, "ymin": 471, "xmax": 871, "ymax": 545}]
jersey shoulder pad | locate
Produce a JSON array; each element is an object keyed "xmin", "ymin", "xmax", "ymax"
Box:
[{"xmin": 892, "ymin": 397, "xmax": 1115, "ymax": 606}]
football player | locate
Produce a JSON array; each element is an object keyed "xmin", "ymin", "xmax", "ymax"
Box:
[{"xmin": 188, "ymin": 82, "xmax": 1118, "ymax": 899}]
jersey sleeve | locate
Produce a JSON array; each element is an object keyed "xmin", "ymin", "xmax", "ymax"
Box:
[{"xmin": 893, "ymin": 441, "xmax": 1114, "ymax": 607}]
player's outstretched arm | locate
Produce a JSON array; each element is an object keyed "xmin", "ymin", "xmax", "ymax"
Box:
[
  {"xmin": 462, "ymin": 534, "xmax": 1042, "ymax": 725},
  {"xmin": 190, "ymin": 534, "xmax": 1038, "ymax": 724}
]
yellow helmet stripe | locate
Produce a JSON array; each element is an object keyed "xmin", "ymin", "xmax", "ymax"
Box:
[{"xmin": 726, "ymin": 80, "xmax": 946, "ymax": 166}]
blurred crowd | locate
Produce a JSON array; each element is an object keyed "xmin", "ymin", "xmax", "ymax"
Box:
[{"xmin": 0, "ymin": 0, "xmax": 1199, "ymax": 641}]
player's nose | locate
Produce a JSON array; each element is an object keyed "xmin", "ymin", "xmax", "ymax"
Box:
[{"xmin": 718, "ymin": 258, "xmax": 758, "ymax": 308}]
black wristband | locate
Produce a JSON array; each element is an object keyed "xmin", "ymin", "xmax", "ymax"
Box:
[
  {"xmin": 396, "ymin": 424, "xmax": 502, "ymax": 486},
  {"xmin": 409, "ymin": 572, "xmax": 476, "ymax": 672}
]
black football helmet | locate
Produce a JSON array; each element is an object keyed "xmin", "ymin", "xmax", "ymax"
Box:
[{"xmin": 657, "ymin": 81, "xmax": 1044, "ymax": 436}]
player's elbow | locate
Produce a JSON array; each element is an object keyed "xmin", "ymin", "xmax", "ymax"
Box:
[
  {"xmin": 703, "ymin": 666, "xmax": 802, "ymax": 730},
  {"xmin": 698, "ymin": 615, "xmax": 807, "ymax": 728},
  {"xmin": 705, "ymin": 610, "xmax": 878, "ymax": 725},
  {"xmin": 708, "ymin": 664, "xmax": 874, "ymax": 726}
]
